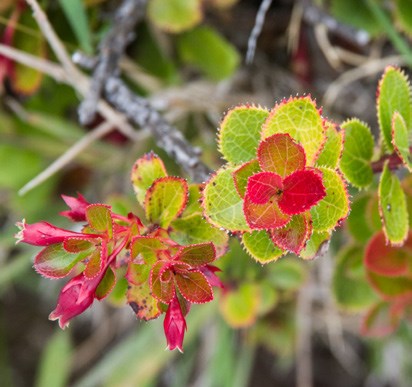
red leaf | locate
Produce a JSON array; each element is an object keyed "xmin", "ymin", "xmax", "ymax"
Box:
[
  {"xmin": 150, "ymin": 261, "xmax": 176, "ymax": 304},
  {"xmin": 243, "ymin": 193, "xmax": 290, "ymax": 230},
  {"xmin": 279, "ymin": 169, "xmax": 326, "ymax": 215},
  {"xmin": 60, "ymin": 193, "xmax": 90, "ymax": 222},
  {"xmin": 258, "ymin": 133, "xmax": 306, "ymax": 177},
  {"xmin": 177, "ymin": 242, "xmax": 216, "ymax": 268},
  {"xmin": 200, "ymin": 265, "xmax": 224, "ymax": 289},
  {"xmin": 365, "ymin": 231, "xmax": 412, "ymax": 277},
  {"xmin": 270, "ymin": 213, "xmax": 312, "ymax": 254},
  {"xmin": 175, "ymin": 270, "xmax": 213, "ymax": 304},
  {"xmin": 246, "ymin": 172, "xmax": 283, "ymax": 204}
]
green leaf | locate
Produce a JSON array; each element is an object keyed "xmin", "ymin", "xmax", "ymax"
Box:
[
  {"xmin": 379, "ymin": 162, "xmax": 409, "ymax": 245},
  {"xmin": 84, "ymin": 249, "xmax": 103, "ymax": 279},
  {"xmin": 178, "ymin": 242, "xmax": 215, "ymax": 267},
  {"xmin": 340, "ymin": 119, "xmax": 374, "ymax": 188},
  {"xmin": 127, "ymin": 282, "xmax": 161, "ymax": 321},
  {"xmin": 310, "ymin": 167, "xmax": 349, "ymax": 232},
  {"xmin": 170, "ymin": 214, "xmax": 228, "ymax": 256},
  {"xmin": 268, "ymin": 258, "xmax": 305, "ymax": 290},
  {"xmin": 35, "ymin": 330, "xmax": 72, "ymax": 387},
  {"xmin": 330, "ymin": 0, "xmax": 381, "ymax": 36},
  {"xmin": 148, "ymin": 0, "xmax": 202, "ymax": 33},
  {"xmin": 392, "ymin": 112, "xmax": 412, "ymax": 171},
  {"xmin": 377, "ymin": 66, "xmax": 411, "ymax": 152},
  {"xmin": 126, "ymin": 262, "xmax": 152, "ymax": 285},
  {"xmin": 299, "ymin": 230, "xmax": 330, "ymax": 260},
  {"xmin": 361, "ymin": 301, "xmax": 400, "ymax": 337},
  {"xmin": 218, "ymin": 106, "xmax": 269, "ymax": 165},
  {"xmin": 95, "ymin": 267, "xmax": 116, "ymax": 300},
  {"xmin": 232, "ymin": 160, "xmax": 261, "ymax": 198},
  {"xmin": 333, "ymin": 245, "xmax": 377, "ymax": 312},
  {"xmin": 368, "ymin": 271, "xmax": 412, "ymax": 300},
  {"xmin": 315, "ymin": 121, "xmax": 343, "ymax": 169},
  {"xmin": 181, "ymin": 184, "xmax": 202, "ymax": 217},
  {"xmin": 219, "ymin": 283, "xmax": 260, "ymax": 328},
  {"xmin": 242, "ymin": 230, "xmax": 284, "ymax": 264},
  {"xmin": 86, "ymin": 204, "xmax": 113, "ymax": 237},
  {"xmin": 0, "ymin": 144, "xmax": 43, "ymax": 189},
  {"xmin": 175, "ymin": 270, "xmax": 213, "ymax": 303},
  {"xmin": 347, "ymin": 194, "xmax": 375, "ymax": 243},
  {"xmin": 261, "ymin": 96, "xmax": 326, "ymax": 166},
  {"xmin": 12, "ymin": 11, "xmax": 45, "ymax": 94},
  {"xmin": 395, "ymin": 0, "xmax": 412, "ymax": 36},
  {"xmin": 34, "ymin": 244, "xmax": 84, "ymax": 279},
  {"xmin": 203, "ymin": 167, "xmax": 249, "ymax": 232},
  {"xmin": 58, "ymin": 0, "xmax": 92, "ymax": 54},
  {"xmin": 178, "ymin": 26, "xmax": 240, "ymax": 80},
  {"xmin": 145, "ymin": 177, "xmax": 188, "ymax": 228},
  {"xmin": 131, "ymin": 152, "xmax": 167, "ymax": 207},
  {"xmin": 130, "ymin": 236, "xmax": 173, "ymax": 265}
]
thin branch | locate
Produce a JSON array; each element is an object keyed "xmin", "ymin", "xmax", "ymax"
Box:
[
  {"xmin": 104, "ymin": 77, "xmax": 211, "ymax": 183},
  {"xmin": 322, "ymin": 55, "xmax": 404, "ymax": 108},
  {"xmin": 371, "ymin": 147, "xmax": 412, "ymax": 174},
  {"xmin": 246, "ymin": 0, "xmax": 273, "ymax": 64},
  {"xmin": 25, "ymin": 0, "xmax": 80, "ymax": 77},
  {"xmin": 18, "ymin": 121, "xmax": 114, "ymax": 195},
  {"xmin": 0, "ymin": 43, "xmax": 66, "ymax": 82},
  {"xmin": 79, "ymin": 0, "xmax": 147, "ymax": 124}
]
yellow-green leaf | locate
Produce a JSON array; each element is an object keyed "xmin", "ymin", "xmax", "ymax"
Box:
[
  {"xmin": 378, "ymin": 162, "xmax": 409, "ymax": 245},
  {"xmin": 218, "ymin": 106, "xmax": 269, "ymax": 165},
  {"xmin": 340, "ymin": 119, "xmax": 374, "ymax": 188},
  {"xmin": 242, "ymin": 230, "xmax": 285, "ymax": 264},
  {"xmin": 203, "ymin": 167, "xmax": 249, "ymax": 232},
  {"xmin": 392, "ymin": 112, "xmax": 412, "ymax": 172},
  {"xmin": 316, "ymin": 121, "xmax": 343, "ymax": 169},
  {"xmin": 261, "ymin": 96, "xmax": 326, "ymax": 166}
]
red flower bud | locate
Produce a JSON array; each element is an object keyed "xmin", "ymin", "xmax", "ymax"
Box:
[
  {"xmin": 49, "ymin": 272, "xmax": 103, "ymax": 329},
  {"xmin": 163, "ymin": 296, "xmax": 187, "ymax": 352},
  {"xmin": 15, "ymin": 220, "xmax": 88, "ymax": 246},
  {"xmin": 60, "ymin": 193, "xmax": 90, "ymax": 222}
]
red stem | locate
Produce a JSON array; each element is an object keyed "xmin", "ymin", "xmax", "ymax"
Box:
[{"xmin": 371, "ymin": 146, "xmax": 412, "ymax": 173}]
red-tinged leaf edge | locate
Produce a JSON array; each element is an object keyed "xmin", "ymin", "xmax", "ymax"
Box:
[
  {"xmin": 150, "ymin": 261, "xmax": 176, "ymax": 304},
  {"xmin": 144, "ymin": 176, "xmax": 189, "ymax": 226},
  {"xmin": 365, "ymin": 231, "xmax": 412, "ymax": 277},
  {"xmin": 243, "ymin": 193, "xmax": 290, "ymax": 230},
  {"xmin": 95, "ymin": 266, "xmax": 116, "ymax": 300},
  {"xmin": 360, "ymin": 301, "xmax": 402, "ymax": 338},
  {"xmin": 85, "ymin": 204, "xmax": 113, "ymax": 237},
  {"xmin": 232, "ymin": 159, "xmax": 261, "ymax": 198},
  {"xmin": 175, "ymin": 270, "xmax": 214, "ymax": 304},
  {"xmin": 270, "ymin": 213, "xmax": 312, "ymax": 255},
  {"xmin": 177, "ymin": 242, "xmax": 216, "ymax": 267},
  {"xmin": 279, "ymin": 169, "xmax": 326, "ymax": 215},
  {"xmin": 257, "ymin": 133, "xmax": 306, "ymax": 177},
  {"xmin": 63, "ymin": 238, "xmax": 94, "ymax": 253},
  {"xmin": 84, "ymin": 244, "xmax": 105, "ymax": 279}
]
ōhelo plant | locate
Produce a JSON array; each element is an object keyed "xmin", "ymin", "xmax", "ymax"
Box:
[{"xmin": 16, "ymin": 66, "xmax": 412, "ymax": 350}]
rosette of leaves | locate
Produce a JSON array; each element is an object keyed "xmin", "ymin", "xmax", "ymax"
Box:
[
  {"xmin": 340, "ymin": 66, "xmax": 411, "ymax": 246},
  {"xmin": 202, "ymin": 97, "xmax": 349, "ymax": 263},
  {"xmin": 361, "ymin": 231, "xmax": 412, "ymax": 337},
  {"xmin": 128, "ymin": 152, "xmax": 228, "ymax": 323}
]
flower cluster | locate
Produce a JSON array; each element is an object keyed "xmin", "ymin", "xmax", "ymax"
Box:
[{"xmin": 16, "ymin": 153, "xmax": 228, "ymax": 351}]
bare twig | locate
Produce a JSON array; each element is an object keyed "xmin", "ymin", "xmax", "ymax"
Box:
[
  {"xmin": 246, "ymin": 0, "xmax": 273, "ymax": 64},
  {"xmin": 18, "ymin": 121, "xmax": 113, "ymax": 195},
  {"xmin": 302, "ymin": 1, "xmax": 370, "ymax": 48},
  {"xmin": 0, "ymin": 43, "xmax": 66, "ymax": 82},
  {"xmin": 104, "ymin": 77, "xmax": 211, "ymax": 183},
  {"xmin": 322, "ymin": 55, "xmax": 404, "ymax": 108},
  {"xmin": 79, "ymin": 0, "xmax": 147, "ymax": 124}
]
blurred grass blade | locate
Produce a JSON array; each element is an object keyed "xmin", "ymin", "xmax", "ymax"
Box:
[
  {"xmin": 35, "ymin": 330, "xmax": 73, "ymax": 387},
  {"xmin": 58, "ymin": 0, "xmax": 93, "ymax": 54}
]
